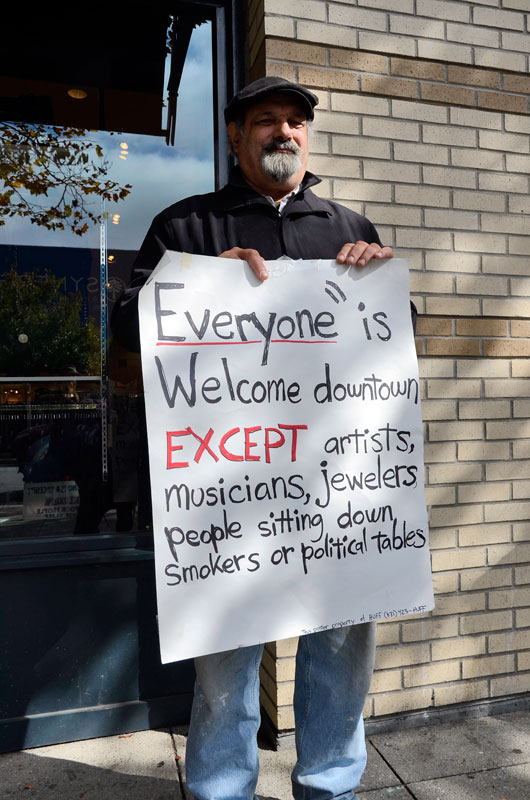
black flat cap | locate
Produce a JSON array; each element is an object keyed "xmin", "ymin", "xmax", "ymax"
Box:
[{"xmin": 224, "ymin": 77, "xmax": 319, "ymax": 124}]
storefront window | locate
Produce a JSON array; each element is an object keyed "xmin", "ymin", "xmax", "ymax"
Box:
[{"xmin": 0, "ymin": 15, "xmax": 214, "ymax": 540}]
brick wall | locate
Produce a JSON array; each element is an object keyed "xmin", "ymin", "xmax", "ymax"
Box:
[{"xmin": 248, "ymin": 0, "xmax": 530, "ymax": 731}]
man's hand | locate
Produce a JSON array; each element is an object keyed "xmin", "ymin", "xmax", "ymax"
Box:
[
  {"xmin": 336, "ymin": 241, "xmax": 393, "ymax": 267},
  {"xmin": 219, "ymin": 247, "xmax": 268, "ymax": 281}
]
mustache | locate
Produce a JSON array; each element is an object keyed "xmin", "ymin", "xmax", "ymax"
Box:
[{"xmin": 262, "ymin": 139, "xmax": 300, "ymax": 156}]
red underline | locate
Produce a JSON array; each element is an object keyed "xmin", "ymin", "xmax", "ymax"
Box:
[{"xmin": 156, "ymin": 340, "xmax": 337, "ymax": 346}]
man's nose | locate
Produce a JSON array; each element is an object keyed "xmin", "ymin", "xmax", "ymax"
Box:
[{"xmin": 274, "ymin": 119, "xmax": 293, "ymax": 139}]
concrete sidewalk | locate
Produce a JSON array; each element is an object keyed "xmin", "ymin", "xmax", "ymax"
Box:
[{"xmin": 2, "ymin": 710, "xmax": 529, "ymax": 799}]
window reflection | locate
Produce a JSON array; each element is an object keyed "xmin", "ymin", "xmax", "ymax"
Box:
[{"xmin": 0, "ymin": 18, "xmax": 214, "ymax": 540}]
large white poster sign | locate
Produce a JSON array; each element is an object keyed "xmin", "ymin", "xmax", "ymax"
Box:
[{"xmin": 139, "ymin": 253, "xmax": 434, "ymax": 664}]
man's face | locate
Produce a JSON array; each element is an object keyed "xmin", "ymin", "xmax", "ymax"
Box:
[{"xmin": 228, "ymin": 93, "xmax": 310, "ymax": 197}]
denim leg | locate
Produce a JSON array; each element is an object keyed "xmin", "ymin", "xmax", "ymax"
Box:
[
  {"xmin": 185, "ymin": 644, "xmax": 264, "ymax": 800},
  {"xmin": 292, "ymin": 622, "xmax": 377, "ymax": 800}
]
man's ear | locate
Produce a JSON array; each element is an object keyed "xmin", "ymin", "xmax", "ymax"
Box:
[{"xmin": 227, "ymin": 121, "xmax": 240, "ymax": 156}]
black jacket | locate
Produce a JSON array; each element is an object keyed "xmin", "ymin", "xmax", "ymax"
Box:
[{"xmin": 111, "ymin": 167, "xmax": 384, "ymax": 351}]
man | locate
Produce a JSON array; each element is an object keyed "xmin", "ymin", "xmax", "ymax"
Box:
[{"xmin": 112, "ymin": 77, "xmax": 396, "ymax": 800}]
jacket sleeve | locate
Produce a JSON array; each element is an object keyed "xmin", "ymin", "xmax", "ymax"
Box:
[{"xmin": 110, "ymin": 215, "xmax": 170, "ymax": 352}]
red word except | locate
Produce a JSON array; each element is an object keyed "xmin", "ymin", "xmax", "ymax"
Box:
[{"xmin": 166, "ymin": 424, "xmax": 308, "ymax": 469}]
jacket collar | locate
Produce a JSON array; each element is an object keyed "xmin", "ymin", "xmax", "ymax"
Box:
[{"xmin": 221, "ymin": 165, "xmax": 332, "ymax": 216}]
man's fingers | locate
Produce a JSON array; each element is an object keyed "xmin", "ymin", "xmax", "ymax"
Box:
[
  {"xmin": 336, "ymin": 242, "xmax": 393, "ymax": 267},
  {"xmin": 218, "ymin": 247, "xmax": 268, "ymax": 281}
]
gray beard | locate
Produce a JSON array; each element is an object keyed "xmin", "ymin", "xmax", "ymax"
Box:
[{"xmin": 261, "ymin": 143, "xmax": 302, "ymax": 183}]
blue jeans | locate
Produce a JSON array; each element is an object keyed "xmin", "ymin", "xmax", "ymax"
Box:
[{"xmin": 185, "ymin": 622, "xmax": 376, "ymax": 800}]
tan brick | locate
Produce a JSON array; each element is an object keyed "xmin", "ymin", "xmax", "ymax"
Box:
[
  {"xmin": 426, "ymin": 339, "xmax": 480, "ymax": 357},
  {"xmin": 513, "ymin": 442, "xmax": 530, "ymax": 459},
  {"xmin": 363, "ymin": 117, "xmax": 420, "ymax": 141},
  {"xmin": 296, "ymin": 20, "xmax": 354, "ymax": 48},
  {"xmin": 450, "ymin": 107, "xmax": 502, "ymax": 130},
  {"xmin": 488, "ymin": 543, "xmax": 530, "ymax": 566},
  {"xmin": 514, "ymin": 399, "xmax": 530, "ymax": 417},
  {"xmin": 489, "ymin": 587, "xmax": 530, "ymax": 610},
  {"xmin": 483, "ymin": 213, "xmax": 528, "ymax": 236},
  {"xmin": 426, "ymin": 209, "xmax": 479, "ymax": 229},
  {"xmin": 432, "ymin": 634, "xmax": 486, "ymax": 661},
  {"xmin": 395, "ymin": 185, "xmax": 451, "ymax": 207},
  {"xmin": 512, "ymin": 277, "xmax": 530, "ymax": 297},
  {"xmin": 452, "ymin": 148, "xmax": 504, "ymax": 170},
  {"xmin": 503, "ymin": 0, "xmax": 530, "ymax": 11},
  {"xmin": 331, "ymin": 93, "xmax": 390, "ymax": 117},
  {"xmin": 483, "ymin": 255, "xmax": 529, "ymax": 276},
  {"xmin": 421, "ymin": 82, "xmax": 475, "ymax": 106},
  {"xmin": 275, "ymin": 637, "xmax": 298, "ymax": 657},
  {"xmin": 359, "ymin": 31, "xmax": 416, "ymax": 57},
  {"xmin": 329, "ymin": 49, "xmax": 389, "ymax": 73},
  {"xmin": 480, "ymin": 130, "xmax": 529, "ymax": 154},
  {"xmin": 432, "ymin": 548, "xmax": 486, "ymax": 572},
  {"xmin": 365, "ymin": 205, "xmax": 421, "ymax": 227},
  {"xmin": 507, "ymin": 154, "xmax": 530, "ymax": 174},
  {"xmin": 432, "ymin": 572, "xmax": 459, "ymax": 594},
  {"xmin": 309, "ymin": 154, "xmax": 360, "ymax": 178},
  {"xmin": 514, "ymin": 481, "xmax": 530, "ymax": 500},
  {"xmin": 374, "ymin": 687, "xmax": 433, "ymax": 716},
  {"xmin": 503, "ymin": 74, "xmax": 530, "ymax": 95},
  {"xmin": 459, "ymin": 400, "xmax": 511, "ymax": 419},
  {"xmin": 485, "ymin": 340, "xmax": 530, "ymax": 357},
  {"xmin": 364, "ymin": 160, "xmax": 420, "ymax": 183},
  {"xmin": 376, "ymin": 642, "xmax": 431, "ymax": 670},
  {"xmin": 410, "ymin": 272, "xmax": 453, "ymax": 292},
  {"xmin": 425, "ymin": 252, "xmax": 481, "ymax": 273},
  {"xmin": 264, "ymin": 15, "xmax": 295, "ymax": 37},
  {"xmin": 423, "ymin": 124, "xmax": 476, "ymax": 147},
  {"xmin": 518, "ymin": 652, "xmax": 530, "ymax": 672},
  {"xmin": 485, "ymin": 380, "xmax": 530, "ymax": 400},
  {"xmin": 456, "ymin": 359, "xmax": 510, "ymax": 378},
  {"xmin": 369, "ymin": 669, "xmax": 402, "ymax": 694},
  {"xmin": 463, "ymin": 653, "xmax": 515, "ymax": 679},
  {"xmin": 475, "ymin": 48, "xmax": 527, "ymax": 73},
  {"xmin": 421, "ymin": 400, "xmax": 457, "ymax": 421},
  {"xmin": 299, "ymin": 66, "xmax": 359, "ymax": 92},
  {"xmin": 491, "ymin": 674, "xmax": 529, "ymax": 696},
  {"xmin": 334, "ymin": 179, "xmax": 391, "ymax": 203},
  {"xmin": 424, "ymin": 441, "xmax": 457, "ymax": 463},
  {"xmin": 404, "ymin": 660, "xmax": 460, "ymax": 688},
  {"xmin": 360, "ymin": 0, "xmax": 415, "ymax": 12},
  {"xmin": 447, "ymin": 21, "xmax": 501, "ymax": 48},
  {"xmin": 416, "ymin": 318, "xmax": 452, "ymax": 336},
  {"xmin": 314, "ymin": 110, "xmax": 360, "ymax": 135},
  {"xmin": 429, "ymin": 463, "xmax": 482, "ymax": 484},
  {"xmin": 459, "ymin": 523, "xmax": 512, "ymax": 547},
  {"xmin": 424, "ymin": 166, "xmax": 476, "ymax": 189},
  {"xmin": 267, "ymin": 0, "xmax": 326, "ymax": 20},
  {"xmin": 474, "ymin": 5, "xmax": 525, "ymax": 29},
  {"xmin": 332, "ymin": 137, "xmax": 390, "ymax": 162},
  {"xmin": 461, "ymin": 567, "xmax": 512, "ymax": 592},
  {"xmin": 426, "ymin": 296, "xmax": 481, "ymax": 316},
  {"xmin": 396, "ymin": 229, "xmax": 452, "ymax": 249},
  {"xmin": 457, "ymin": 274, "xmax": 509, "ymax": 295},
  {"xmin": 479, "ymin": 173, "xmax": 529, "ymax": 193},
  {"xmin": 361, "ymin": 74, "xmax": 419, "ymax": 100},
  {"xmin": 375, "ymin": 622, "xmax": 400, "ymax": 646},
  {"xmin": 484, "ymin": 298, "xmax": 530, "ymax": 317},
  {"xmin": 418, "ymin": 359, "xmax": 455, "ymax": 378},
  {"xmin": 486, "ymin": 502, "xmax": 530, "ymax": 523},
  {"xmin": 489, "ymin": 629, "xmax": 530, "ymax": 654},
  {"xmin": 266, "ymin": 39, "xmax": 327, "ymax": 65},
  {"xmin": 417, "ymin": 0, "xmax": 469, "ymax": 22},
  {"xmin": 454, "ymin": 232, "xmax": 507, "ymax": 254},
  {"xmin": 266, "ymin": 60, "xmax": 297, "ymax": 81},
  {"xmin": 453, "ymin": 190, "xmax": 505, "ymax": 212},
  {"xmin": 458, "ymin": 441, "xmax": 510, "ymax": 461},
  {"xmin": 426, "ymin": 485, "xmax": 457, "ymax": 506},
  {"xmin": 328, "ymin": 3, "xmax": 387, "ymax": 30},
  {"xmin": 427, "ymin": 380, "xmax": 481, "ymax": 400},
  {"xmin": 448, "ymin": 65, "xmax": 499, "ymax": 89},
  {"xmin": 434, "ymin": 681, "xmax": 489, "ymax": 707},
  {"xmin": 505, "ymin": 114, "xmax": 530, "ymax": 135},
  {"xmin": 459, "ymin": 482, "xmax": 511, "ymax": 503},
  {"xmin": 512, "ymin": 321, "xmax": 530, "ymax": 338},
  {"xmin": 460, "ymin": 610, "xmax": 512, "ymax": 635},
  {"xmin": 456, "ymin": 319, "xmax": 508, "ymax": 337},
  {"xmin": 509, "ymin": 237, "xmax": 530, "ymax": 256},
  {"xmin": 391, "ymin": 57, "xmax": 444, "ymax": 81},
  {"xmin": 417, "ymin": 40, "xmax": 472, "ymax": 65},
  {"xmin": 516, "ymin": 608, "xmax": 530, "ymax": 627},
  {"xmin": 438, "ymin": 599, "xmax": 491, "ymax": 625},
  {"xmin": 430, "ymin": 504, "xmax": 484, "ymax": 527},
  {"xmin": 402, "ymin": 616, "xmax": 458, "ymax": 643}
]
